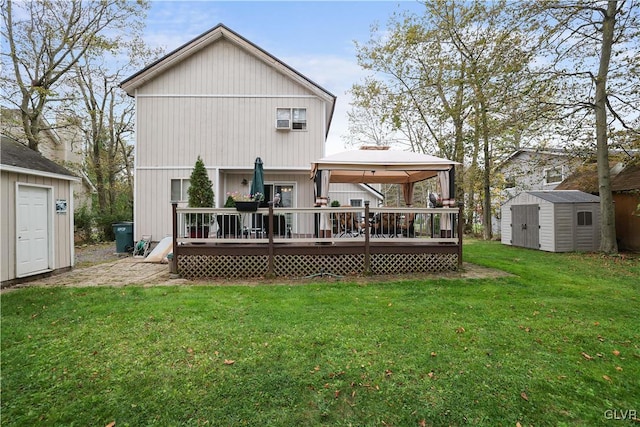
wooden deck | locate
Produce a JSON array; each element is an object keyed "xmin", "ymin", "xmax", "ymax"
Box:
[{"xmin": 171, "ymin": 203, "xmax": 463, "ymax": 279}]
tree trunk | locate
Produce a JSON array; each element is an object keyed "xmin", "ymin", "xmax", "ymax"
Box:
[{"xmin": 596, "ymin": 1, "xmax": 618, "ymax": 254}]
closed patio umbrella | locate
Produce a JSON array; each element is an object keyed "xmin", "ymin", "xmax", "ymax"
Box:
[{"xmin": 250, "ymin": 157, "xmax": 265, "ymax": 202}]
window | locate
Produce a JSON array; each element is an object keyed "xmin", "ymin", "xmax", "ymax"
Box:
[
  {"xmin": 577, "ymin": 211, "xmax": 592, "ymax": 226},
  {"xmin": 276, "ymin": 108, "xmax": 306, "ymax": 130},
  {"xmin": 349, "ymin": 198, "xmax": 364, "ymax": 223},
  {"xmin": 544, "ymin": 167, "xmax": 563, "ymax": 184},
  {"xmin": 292, "ymin": 108, "xmax": 306, "ymax": 130},
  {"xmin": 504, "ymin": 176, "xmax": 516, "ymax": 189},
  {"xmin": 171, "ymin": 178, "xmax": 190, "ymax": 202}
]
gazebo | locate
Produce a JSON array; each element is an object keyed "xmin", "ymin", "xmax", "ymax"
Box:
[{"xmin": 311, "ymin": 146, "xmax": 458, "ymax": 207}]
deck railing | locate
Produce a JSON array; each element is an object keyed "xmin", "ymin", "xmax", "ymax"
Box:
[
  {"xmin": 171, "ymin": 201, "xmax": 463, "ymax": 278},
  {"xmin": 174, "ymin": 204, "xmax": 461, "ymax": 242}
]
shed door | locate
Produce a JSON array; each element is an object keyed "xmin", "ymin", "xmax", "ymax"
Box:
[
  {"xmin": 16, "ymin": 185, "xmax": 51, "ymax": 277},
  {"xmin": 511, "ymin": 204, "xmax": 539, "ymax": 249}
]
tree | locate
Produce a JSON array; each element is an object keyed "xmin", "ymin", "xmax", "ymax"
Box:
[
  {"xmin": 350, "ymin": 1, "xmax": 551, "ymax": 237},
  {"xmin": 529, "ymin": 0, "xmax": 640, "ymax": 253},
  {"xmin": 188, "ymin": 156, "xmax": 215, "ymax": 213},
  {"xmin": 1, "ymin": 0, "xmax": 148, "ymax": 151}
]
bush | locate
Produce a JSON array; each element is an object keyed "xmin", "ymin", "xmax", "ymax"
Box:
[{"xmin": 74, "ymin": 204, "xmax": 95, "ymax": 243}]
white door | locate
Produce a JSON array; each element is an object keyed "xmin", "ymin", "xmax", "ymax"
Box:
[{"xmin": 16, "ymin": 185, "xmax": 51, "ymax": 277}]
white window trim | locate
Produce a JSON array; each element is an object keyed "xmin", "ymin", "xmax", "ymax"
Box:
[
  {"xmin": 275, "ymin": 107, "xmax": 307, "ymax": 131},
  {"xmin": 170, "ymin": 178, "xmax": 191, "ymax": 203}
]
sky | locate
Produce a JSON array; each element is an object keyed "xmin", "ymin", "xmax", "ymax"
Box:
[{"xmin": 142, "ymin": 0, "xmax": 426, "ymax": 154}]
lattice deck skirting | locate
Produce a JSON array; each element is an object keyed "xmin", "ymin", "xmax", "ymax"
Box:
[{"xmin": 178, "ymin": 252, "xmax": 459, "ymax": 279}]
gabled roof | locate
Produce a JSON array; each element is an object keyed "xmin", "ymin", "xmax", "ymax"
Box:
[
  {"xmin": 1, "ymin": 135, "xmax": 78, "ymax": 181},
  {"xmin": 120, "ymin": 23, "xmax": 336, "ymax": 136},
  {"xmin": 529, "ymin": 190, "xmax": 600, "ymax": 204},
  {"xmin": 555, "ymin": 160, "xmax": 640, "ymax": 193},
  {"xmin": 497, "ymin": 147, "xmax": 569, "ymax": 169}
]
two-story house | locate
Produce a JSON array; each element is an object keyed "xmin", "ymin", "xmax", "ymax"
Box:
[
  {"xmin": 120, "ymin": 24, "xmax": 340, "ymax": 241},
  {"xmin": 1, "ymin": 109, "xmax": 96, "ymax": 210},
  {"xmin": 493, "ymin": 147, "xmax": 582, "ymax": 235}
]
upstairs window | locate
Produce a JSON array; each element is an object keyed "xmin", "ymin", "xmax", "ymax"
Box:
[
  {"xmin": 544, "ymin": 167, "xmax": 563, "ymax": 185},
  {"xmin": 276, "ymin": 108, "xmax": 306, "ymax": 131}
]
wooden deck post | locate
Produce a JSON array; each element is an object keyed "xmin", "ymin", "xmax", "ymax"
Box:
[
  {"xmin": 457, "ymin": 203, "xmax": 464, "ymax": 269},
  {"xmin": 171, "ymin": 202, "xmax": 178, "ymax": 275},
  {"xmin": 266, "ymin": 202, "xmax": 275, "ymax": 278},
  {"xmin": 364, "ymin": 201, "xmax": 371, "ymax": 275}
]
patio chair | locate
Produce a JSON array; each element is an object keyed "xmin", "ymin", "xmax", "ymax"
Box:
[
  {"xmin": 373, "ymin": 213, "xmax": 400, "ymax": 237},
  {"xmin": 216, "ymin": 214, "xmax": 241, "ymax": 238},
  {"xmin": 338, "ymin": 210, "xmax": 358, "ymax": 237},
  {"xmin": 401, "ymin": 213, "xmax": 416, "ymax": 237}
]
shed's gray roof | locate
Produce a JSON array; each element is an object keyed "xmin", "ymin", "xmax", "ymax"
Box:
[
  {"xmin": 1, "ymin": 135, "xmax": 76, "ymax": 178},
  {"xmin": 529, "ymin": 190, "xmax": 600, "ymax": 203}
]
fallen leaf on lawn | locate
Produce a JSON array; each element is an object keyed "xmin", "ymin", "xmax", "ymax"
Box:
[
  {"xmin": 223, "ymin": 359, "xmax": 235, "ymax": 365},
  {"xmin": 456, "ymin": 327, "xmax": 465, "ymax": 334},
  {"xmin": 334, "ymin": 390, "xmax": 340, "ymax": 398},
  {"xmin": 616, "ymin": 366, "xmax": 623, "ymax": 371},
  {"xmin": 385, "ymin": 369, "xmax": 393, "ymax": 377},
  {"xmin": 419, "ymin": 420, "xmax": 427, "ymax": 427},
  {"xmin": 520, "ymin": 391, "xmax": 529, "ymax": 401},
  {"xmin": 106, "ymin": 422, "xmax": 116, "ymax": 427},
  {"xmin": 428, "ymin": 371, "xmax": 435, "ymax": 379},
  {"xmin": 594, "ymin": 321, "xmax": 600, "ymax": 326},
  {"xmin": 516, "ymin": 422, "xmax": 522, "ymax": 427},
  {"xmin": 431, "ymin": 352, "xmax": 437, "ymax": 357},
  {"xmin": 603, "ymin": 375, "xmax": 612, "ymax": 382},
  {"xmin": 581, "ymin": 352, "xmax": 593, "ymax": 361},
  {"xmin": 613, "ymin": 350, "xmax": 621, "ymax": 356}
]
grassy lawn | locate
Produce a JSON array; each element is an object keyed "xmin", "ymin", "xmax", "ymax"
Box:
[{"xmin": 2, "ymin": 240, "xmax": 638, "ymax": 426}]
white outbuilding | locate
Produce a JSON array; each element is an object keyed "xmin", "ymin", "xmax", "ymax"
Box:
[
  {"xmin": 1, "ymin": 136, "xmax": 78, "ymax": 286},
  {"xmin": 501, "ymin": 190, "xmax": 601, "ymax": 252}
]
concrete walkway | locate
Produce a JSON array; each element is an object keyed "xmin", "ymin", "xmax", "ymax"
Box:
[{"xmin": 10, "ymin": 257, "xmax": 184, "ymax": 289}]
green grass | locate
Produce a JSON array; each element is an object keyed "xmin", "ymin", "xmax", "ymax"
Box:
[{"xmin": 2, "ymin": 240, "xmax": 638, "ymax": 426}]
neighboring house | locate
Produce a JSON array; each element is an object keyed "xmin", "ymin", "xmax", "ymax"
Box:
[
  {"xmin": 120, "ymin": 23, "xmax": 350, "ymax": 241},
  {"xmin": 497, "ymin": 147, "xmax": 581, "ymax": 196},
  {"xmin": 494, "ymin": 147, "xmax": 582, "ymax": 235},
  {"xmin": 329, "ymin": 183, "xmax": 384, "ymax": 208},
  {"xmin": 501, "ymin": 190, "xmax": 601, "ymax": 252},
  {"xmin": 556, "ymin": 159, "xmax": 640, "ymax": 252},
  {"xmin": 1, "ymin": 135, "xmax": 78, "ymax": 287},
  {"xmin": 1, "ymin": 109, "xmax": 96, "ymax": 210}
]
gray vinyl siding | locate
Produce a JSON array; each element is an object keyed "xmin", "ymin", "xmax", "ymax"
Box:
[
  {"xmin": 575, "ymin": 203, "xmax": 600, "ymax": 251},
  {"xmin": 327, "ymin": 183, "xmax": 382, "ymax": 207},
  {"xmin": 136, "ymin": 169, "xmax": 317, "ymax": 240},
  {"xmin": 136, "ymin": 96, "xmax": 324, "ymax": 168},
  {"xmin": 538, "ymin": 203, "xmax": 554, "ymax": 251},
  {"xmin": 554, "ymin": 204, "xmax": 575, "ymax": 252},
  {"xmin": 132, "ymin": 36, "xmax": 330, "ymax": 241},
  {"xmin": 500, "ymin": 203, "xmax": 512, "ymax": 245},
  {"xmin": 1, "ymin": 171, "xmax": 73, "ymax": 283}
]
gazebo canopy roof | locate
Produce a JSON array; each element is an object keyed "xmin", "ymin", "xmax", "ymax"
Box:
[{"xmin": 311, "ymin": 146, "xmax": 458, "ymax": 184}]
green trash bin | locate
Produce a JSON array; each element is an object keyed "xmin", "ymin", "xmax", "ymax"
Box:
[{"xmin": 113, "ymin": 222, "xmax": 134, "ymax": 253}]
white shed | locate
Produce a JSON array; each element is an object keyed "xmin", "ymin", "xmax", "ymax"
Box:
[
  {"xmin": 501, "ymin": 190, "xmax": 601, "ymax": 252},
  {"xmin": 1, "ymin": 136, "xmax": 78, "ymax": 287}
]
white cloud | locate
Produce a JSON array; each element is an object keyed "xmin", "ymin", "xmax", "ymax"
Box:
[{"xmin": 283, "ymin": 54, "xmax": 369, "ymax": 155}]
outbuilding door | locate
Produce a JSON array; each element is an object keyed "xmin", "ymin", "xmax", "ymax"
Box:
[
  {"xmin": 511, "ymin": 204, "xmax": 539, "ymax": 249},
  {"xmin": 16, "ymin": 185, "xmax": 51, "ymax": 277}
]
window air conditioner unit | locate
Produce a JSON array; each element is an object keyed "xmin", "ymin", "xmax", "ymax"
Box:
[{"xmin": 276, "ymin": 119, "xmax": 290, "ymax": 130}]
